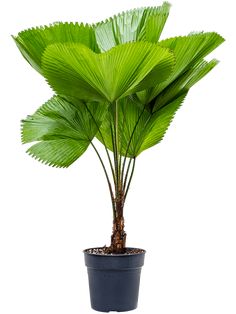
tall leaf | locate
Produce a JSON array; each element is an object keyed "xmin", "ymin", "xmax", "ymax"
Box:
[
  {"xmin": 22, "ymin": 96, "xmax": 107, "ymax": 167},
  {"xmin": 148, "ymin": 32, "xmax": 224, "ymax": 100},
  {"xmin": 113, "ymin": 58, "xmax": 220, "ymax": 157},
  {"xmin": 42, "ymin": 41, "xmax": 175, "ymax": 102},
  {"xmin": 136, "ymin": 93, "xmax": 187, "ymax": 155},
  {"xmin": 97, "ymin": 92, "xmax": 187, "ymax": 157},
  {"xmin": 153, "ymin": 59, "xmax": 219, "ymax": 111},
  {"xmin": 97, "ymin": 96, "xmax": 150, "ymax": 157},
  {"xmin": 13, "ymin": 22, "xmax": 99, "ymax": 73},
  {"xmin": 95, "ymin": 2, "xmax": 170, "ymax": 51}
]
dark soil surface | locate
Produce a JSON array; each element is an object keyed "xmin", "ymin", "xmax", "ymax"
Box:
[{"xmin": 84, "ymin": 247, "xmax": 145, "ymax": 255}]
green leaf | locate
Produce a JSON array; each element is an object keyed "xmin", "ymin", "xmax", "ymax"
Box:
[
  {"xmin": 136, "ymin": 93, "xmax": 187, "ymax": 155},
  {"xmin": 27, "ymin": 139, "xmax": 88, "ymax": 168},
  {"xmin": 153, "ymin": 58, "xmax": 219, "ymax": 111},
  {"xmin": 148, "ymin": 32, "xmax": 224, "ymax": 100},
  {"xmin": 97, "ymin": 93, "xmax": 187, "ymax": 157},
  {"xmin": 95, "ymin": 2, "xmax": 170, "ymax": 52},
  {"xmin": 120, "ymin": 43, "xmax": 222, "ymax": 156},
  {"xmin": 118, "ymin": 97, "xmax": 151, "ymax": 157},
  {"xmin": 97, "ymin": 96, "xmax": 150, "ymax": 157},
  {"xmin": 133, "ymin": 58, "xmax": 220, "ymax": 155},
  {"xmin": 42, "ymin": 41, "xmax": 175, "ymax": 102},
  {"xmin": 13, "ymin": 22, "xmax": 99, "ymax": 74},
  {"xmin": 22, "ymin": 96, "xmax": 107, "ymax": 167},
  {"xmin": 145, "ymin": 3, "xmax": 170, "ymax": 43}
]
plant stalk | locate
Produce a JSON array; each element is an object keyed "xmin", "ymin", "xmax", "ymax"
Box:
[
  {"xmin": 91, "ymin": 142, "xmax": 115, "ymax": 216},
  {"xmin": 110, "ymin": 190, "xmax": 126, "ymax": 253},
  {"xmin": 83, "ymin": 102, "xmax": 116, "ymax": 184},
  {"xmin": 124, "ymin": 157, "xmax": 136, "ymax": 200}
]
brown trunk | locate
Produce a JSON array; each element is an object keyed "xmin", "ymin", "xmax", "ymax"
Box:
[
  {"xmin": 110, "ymin": 216, "xmax": 126, "ymax": 253},
  {"xmin": 110, "ymin": 190, "xmax": 126, "ymax": 253}
]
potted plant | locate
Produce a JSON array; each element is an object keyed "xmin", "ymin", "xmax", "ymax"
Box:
[{"xmin": 13, "ymin": 2, "xmax": 224, "ymax": 312}]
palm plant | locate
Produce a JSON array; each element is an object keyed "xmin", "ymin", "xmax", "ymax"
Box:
[{"xmin": 13, "ymin": 2, "xmax": 224, "ymax": 254}]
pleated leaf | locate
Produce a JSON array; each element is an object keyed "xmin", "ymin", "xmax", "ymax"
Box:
[
  {"xmin": 42, "ymin": 42, "xmax": 175, "ymax": 102},
  {"xmin": 22, "ymin": 96, "xmax": 107, "ymax": 167},
  {"xmin": 148, "ymin": 32, "xmax": 224, "ymax": 100},
  {"xmin": 136, "ymin": 93, "xmax": 187, "ymax": 155},
  {"xmin": 27, "ymin": 139, "xmax": 88, "ymax": 167},
  {"xmin": 145, "ymin": 5, "xmax": 170, "ymax": 43},
  {"xmin": 153, "ymin": 58, "xmax": 219, "ymax": 111},
  {"xmin": 94, "ymin": 2, "xmax": 170, "ymax": 52},
  {"xmin": 132, "ymin": 59, "xmax": 220, "ymax": 155},
  {"xmin": 117, "ymin": 98, "xmax": 151, "ymax": 157},
  {"xmin": 13, "ymin": 22, "xmax": 99, "ymax": 74},
  {"xmin": 97, "ymin": 93, "xmax": 187, "ymax": 157},
  {"xmin": 97, "ymin": 96, "xmax": 150, "ymax": 157},
  {"xmin": 123, "ymin": 58, "xmax": 220, "ymax": 156}
]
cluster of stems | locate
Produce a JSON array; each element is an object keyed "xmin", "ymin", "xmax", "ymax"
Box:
[{"xmin": 86, "ymin": 100, "xmax": 139, "ymax": 253}]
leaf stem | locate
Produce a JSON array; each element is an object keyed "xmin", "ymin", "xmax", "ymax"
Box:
[
  {"xmin": 91, "ymin": 142, "xmax": 115, "ymax": 215},
  {"xmin": 121, "ymin": 103, "xmax": 147, "ymax": 186},
  {"xmin": 123, "ymin": 157, "xmax": 133, "ymax": 192},
  {"xmin": 124, "ymin": 157, "xmax": 136, "ymax": 200},
  {"xmin": 113, "ymin": 101, "xmax": 120, "ymax": 195},
  {"xmin": 60, "ymin": 97, "xmax": 116, "ymax": 187},
  {"xmin": 115, "ymin": 100, "xmax": 121, "ymax": 189},
  {"xmin": 83, "ymin": 102, "xmax": 116, "ymax": 183}
]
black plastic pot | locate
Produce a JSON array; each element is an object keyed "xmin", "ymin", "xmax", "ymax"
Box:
[{"xmin": 84, "ymin": 248, "xmax": 146, "ymax": 312}]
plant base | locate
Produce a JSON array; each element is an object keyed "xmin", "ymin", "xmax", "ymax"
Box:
[{"xmin": 84, "ymin": 247, "xmax": 146, "ymax": 312}]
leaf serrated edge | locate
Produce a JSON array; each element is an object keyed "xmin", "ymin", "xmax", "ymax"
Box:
[
  {"xmin": 93, "ymin": 2, "xmax": 171, "ymax": 28},
  {"xmin": 159, "ymin": 31, "xmax": 225, "ymax": 45},
  {"xmin": 26, "ymin": 148, "xmax": 68, "ymax": 168},
  {"xmin": 12, "ymin": 21, "xmax": 93, "ymax": 39}
]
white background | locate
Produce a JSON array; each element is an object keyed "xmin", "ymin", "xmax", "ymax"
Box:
[{"xmin": 0, "ymin": 0, "xmax": 235, "ymax": 313}]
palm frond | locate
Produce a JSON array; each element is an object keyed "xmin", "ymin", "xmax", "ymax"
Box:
[
  {"xmin": 97, "ymin": 96, "xmax": 149, "ymax": 157},
  {"xmin": 13, "ymin": 22, "xmax": 99, "ymax": 73},
  {"xmin": 97, "ymin": 92, "xmax": 187, "ymax": 157},
  {"xmin": 42, "ymin": 41, "xmax": 175, "ymax": 102},
  {"xmin": 22, "ymin": 96, "xmax": 107, "ymax": 167},
  {"xmin": 27, "ymin": 139, "xmax": 88, "ymax": 168},
  {"xmin": 153, "ymin": 58, "xmax": 219, "ymax": 111},
  {"xmin": 136, "ymin": 93, "xmax": 187, "ymax": 154},
  {"xmin": 148, "ymin": 32, "xmax": 224, "ymax": 100},
  {"xmin": 94, "ymin": 2, "xmax": 170, "ymax": 51}
]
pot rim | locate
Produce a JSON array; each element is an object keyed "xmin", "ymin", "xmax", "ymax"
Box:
[{"xmin": 83, "ymin": 247, "xmax": 146, "ymax": 257}]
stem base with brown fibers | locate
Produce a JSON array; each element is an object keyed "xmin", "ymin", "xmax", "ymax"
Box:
[
  {"xmin": 110, "ymin": 216, "xmax": 126, "ymax": 254},
  {"xmin": 109, "ymin": 190, "xmax": 127, "ymax": 254}
]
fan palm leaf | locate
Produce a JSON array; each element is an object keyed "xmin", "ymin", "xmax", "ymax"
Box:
[
  {"xmin": 12, "ymin": 22, "xmax": 99, "ymax": 74},
  {"xmin": 22, "ymin": 96, "xmax": 107, "ymax": 167},
  {"xmin": 41, "ymin": 41, "xmax": 175, "ymax": 102},
  {"xmin": 94, "ymin": 2, "xmax": 170, "ymax": 51}
]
